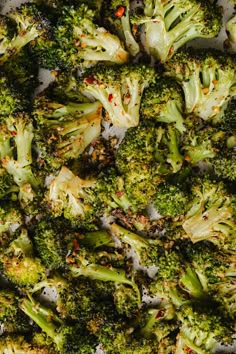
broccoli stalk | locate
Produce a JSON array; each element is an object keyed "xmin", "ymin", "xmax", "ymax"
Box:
[
  {"xmin": 132, "ymin": 0, "xmax": 221, "ymax": 62},
  {"xmin": 81, "ymin": 64, "xmax": 156, "ymax": 127}
]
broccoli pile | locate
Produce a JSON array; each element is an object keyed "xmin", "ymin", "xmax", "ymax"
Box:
[{"xmin": 0, "ymin": 0, "xmax": 235, "ymax": 353}]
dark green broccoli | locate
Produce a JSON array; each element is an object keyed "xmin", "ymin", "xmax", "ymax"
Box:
[
  {"xmin": 31, "ymin": 274, "xmax": 98, "ymax": 322},
  {"xmin": 131, "ymin": 0, "xmax": 222, "ymax": 62},
  {"xmin": 182, "ymin": 177, "xmax": 236, "ymax": 251},
  {"xmin": 140, "ymin": 78, "xmax": 185, "ymax": 133},
  {"xmin": 0, "ymin": 289, "xmax": 31, "ymax": 334},
  {"xmin": 0, "ymin": 3, "xmax": 50, "ymax": 65},
  {"xmin": 152, "ymin": 182, "xmax": 190, "ymax": 218},
  {"xmin": 32, "ymin": 217, "xmax": 75, "ymax": 270},
  {"xmin": 0, "ymin": 74, "xmax": 27, "ymax": 116},
  {"xmin": 164, "ymin": 48, "xmax": 236, "ymax": 120},
  {"xmin": 20, "ymin": 296, "xmax": 97, "ymax": 353},
  {"xmin": 103, "ymin": 0, "xmax": 140, "ymax": 56},
  {"xmin": 80, "ymin": 64, "xmax": 156, "ymax": 128},
  {"xmin": 0, "ymin": 228, "xmax": 46, "ymax": 288},
  {"xmin": 33, "ymin": 94, "xmax": 102, "ymax": 168}
]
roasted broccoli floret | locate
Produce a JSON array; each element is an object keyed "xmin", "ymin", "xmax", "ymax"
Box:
[
  {"xmin": 32, "ymin": 217, "xmax": 75, "ymax": 270},
  {"xmin": 0, "ymin": 201, "xmax": 23, "ymax": 238},
  {"xmin": 131, "ymin": 0, "xmax": 222, "ymax": 62},
  {"xmin": 103, "ymin": 0, "xmax": 140, "ymax": 56},
  {"xmin": 0, "ymin": 289, "xmax": 31, "ymax": 334},
  {"xmin": 165, "ymin": 48, "xmax": 236, "ymax": 121},
  {"xmin": 0, "ymin": 74, "xmax": 27, "ymax": 116},
  {"xmin": 182, "ymin": 177, "xmax": 236, "ymax": 251},
  {"xmin": 80, "ymin": 64, "xmax": 156, "ymax": 128},
  {"xmin": 38, "ymin": 4, "xmax": 129, "ymax": 70},
  {"xmin": 0, "ymin": 228, "xmax": 46, "ymax": 288},
  {"xmin": 0, "ymin": 334, "xmax": 49, "ymax": 354},
  {"xmin": 1, "ymin": 114, "xmax": 40, "ymax": 206},
  {"xmin": 152, "ymin": 182, "xmax": 190, "ymax": 218},
  {"xmin": 176, "ymin": 304, "xmax": 234, "ymax": 353},
  {"xmin": 140, "ymin": 78, "xmax": 185, "ymax": 133},
  {"xmin": 226, "ymin": 13, "xmax": 236, "ymax": 44},
  {"xmin": 21, "ymin": 296, "xmax": 97, "ymax": 353},
  {"xmin": 43, "ymin": 166, "xmax": 99, "ymax": 228},
  {"xmin": 213, "ymin": 97, "xmax": 236, "ymax": 132},
  {"xmin": 0, "ymin": 3, "xmax": 50, "ymax": 64},
  {"xmin": 33, "ymin": 94, "xmax": 102, "ymax": 168}
]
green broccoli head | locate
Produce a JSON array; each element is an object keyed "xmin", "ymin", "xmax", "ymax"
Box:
[
  {"xmin": 49, "ymin": 3, "xmax": 129, "ymax": 70},
  {"xmin": 44, "ymin": 166, "xmax": 99, "ymax": 228},
  {"xmin": 0, "ymin": 3, "xmax": 51, "ymax": 65},
  {"xmin": 0, "ymin": 289, "xmax": 31, "ymax": 334},
  {"xmin": 214, "ymin": 97, "xmax": 236, "ymax": 132},
  {"xmin": 80, "ymin": 64, "xmax": 156, "ymax": 128},
  {"xmin": 164, "ymin": 48, "xmax": 236, "ymax": 120},
  {"xmin": 182, "ymin": 177, "xmax": 236, "ymax": 251},
  {"xmin": 140, "ymin": 78, "xmax": 185, "ymax": 133},
  {"xmin": 0, "ymin": 228, "xmax": 46, "ymax": 288},
  {"xmin": 0, "ymin": 74, "xmax": 27, "ymax": 116},
  {"xmin": 33, "ymin": 94, "xmax": 102, "ymax": 169},
  {"xmin": 152, "ymin": 182, "xmax": 190, "ymax": 218},
  {"xmin": 0, "ymin": 201, "xmax": 23, "ymax": 238},
  {"xmin": 131, "ymin": 0, "xmax": 222, "ymax": 62}
]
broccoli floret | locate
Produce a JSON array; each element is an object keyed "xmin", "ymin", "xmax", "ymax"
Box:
[
  {"xmin": 176, "ymin": 304, "xmax": 234, "ymax": 352},
  {"xmin": 20, "ymin": 296, "xmax": 98, "ymax": 353},
  {"xmin": 44, "ymin": 166, "xmax": 99, "ymax": 228},
  {"xmin": 3, "ymin": 47, "xmax": 39, "ymax": 99},
  {"xmin": 1, "ymin": 114, "xmax": 40, "ymax": 206},
  {"xmin": 152, "ymin": 182, "xmax": 190, "ymax": 218},
  {"xmin": 140, "ymin": 78, "xmax": 186, "ymax": 133},
  {"xmin": 39, "ymin": 4, "xmax": 129, "ymax": 70},
  {"xmin": 182, "ymin": 177, "xmax": 236, "ymax": 251},
  {"xmin": 131, "ymin": 0, "xmax": 222, "ymax": 62},
  {"xmin": 80, "ymin": 64, "xmax": 156, "ymax": 128},
  {"xmin": 32, "ymin": 217, "xmax": 75, "ymax": 270},
  {"xmin": 0, "ymin": 74, "xmax": 27, "ymax": 116},
  {"xmin": 0, "ymin": 289, "xmax": 31, "ymax": 334},
  {"xmin": 33, "ymin": 94, "xmax": 102, "ymax": 168},
  {"xmin": 31, "ymin": 274, "xmax": 98, "ymax": 322},
  {"xmin": 164, "ymin": 48, "xmax": 236, "ymax": 120},
  {"xmin": 0, "ymin": 228, "xmax": 46, "ymax": 288},
  {"xmin": 0, "ymin": 334, "xmax": 48, "ymax": 354},
  {"xmin": 103, "ymin": 0, "xmax": 140, "ymax": 56},
  {"xmin": 0, "ymin": 3, "xmax": 50, "ymax": 64}
]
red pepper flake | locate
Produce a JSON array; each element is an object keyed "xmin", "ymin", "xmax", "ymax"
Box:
[
  {"xmin": 186, "ymin": 347, "xmax": 194, "ymax": 354},
  {"xmin": 10, "ymin": 131, "xmax": 17, "ymax": 136},
  {"xmin": 117, "ymin": 190, "xmax": 124, "ymax": 198},
  {"xmin": 168, "ymin": 46, "xmax": 174, "ymax": 55},
  {"xmin": 73, "ymin": 239, "xmax": 79, "ymax": 251},
  {"xmin": 219, "ymin": 274, "xmax": 225, "ymax": 278},
  {"xmin": 84, "ymin": 76, "xmax": 96, "ymax": 85},
  {"xmin": 108, "ymin": 93, "xmax": 113, "ymax": 102},
  {"xmin": 115, "ymin": 6, "xmax": 125, "ymax": 18},
  {"xmin": 155, "ymin": 309, "xmax": 165, "ymax": 319}
]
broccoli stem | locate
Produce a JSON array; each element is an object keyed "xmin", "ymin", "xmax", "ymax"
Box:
[{"xmin": 179, "ymin": 267, "xmax": 205, "ymax": 299}]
